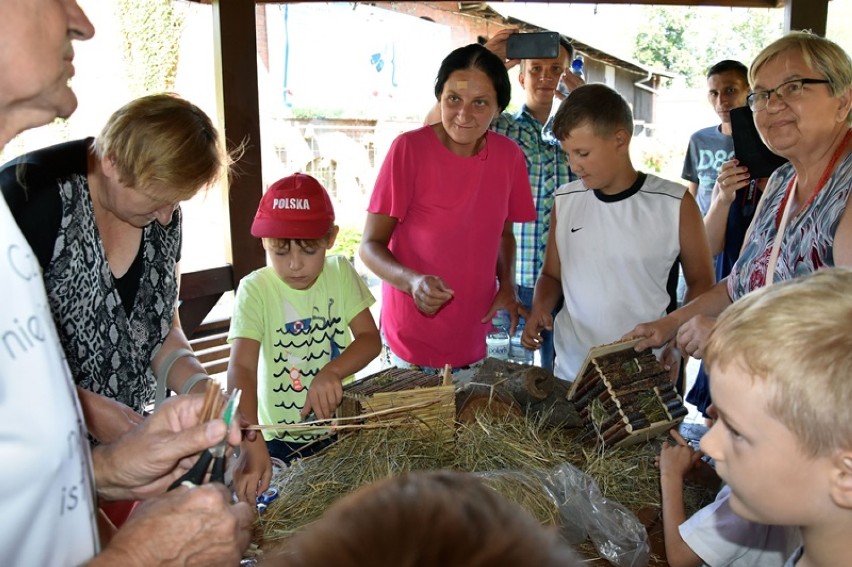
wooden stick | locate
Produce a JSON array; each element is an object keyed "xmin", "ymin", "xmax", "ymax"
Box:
[
  {"xmin": 246, "ymin": 420, "xmax": 427, "ymax": 433},
  {"xmin": 442, "ymin": 364, "xmax": 452, "ymax": 386},
  {"xmin": 200, "ymin": 380, "xmax": 221, "ymax": 422},
  {"xmin": 242, "ymin": 398, "xmax": 443, "ymax": 430}
]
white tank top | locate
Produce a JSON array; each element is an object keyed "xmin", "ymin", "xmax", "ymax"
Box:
[{"xmin": 552, "ymin": 173, "xmax": 683, "ymax": 382}]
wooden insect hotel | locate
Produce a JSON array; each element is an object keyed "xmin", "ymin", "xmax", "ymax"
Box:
[
  {"xmin": 568, "ymin": 339, "xmax": 689, "ymax": 448},
  {"xmin": 338, "ymin": 367, "xmax": 456, "ymax": 442}
]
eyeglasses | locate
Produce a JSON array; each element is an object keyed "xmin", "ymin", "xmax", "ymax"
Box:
[{"xmin": 747, "ymin": 78, "xmax": 832, "ymax": 111}]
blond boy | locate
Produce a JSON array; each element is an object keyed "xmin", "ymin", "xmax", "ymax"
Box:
[{"xmin": 701, "ymin": 268, "xmax": 852, "ymax": 567}]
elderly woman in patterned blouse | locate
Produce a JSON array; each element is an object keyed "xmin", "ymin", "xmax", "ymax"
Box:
[
  {"xmin": 0, "ymin": 93, "xmax": 230, "ymax": 443},
  {"xmin": 629, "ymin": 31, "xmax": 852, "ymax": 360}
]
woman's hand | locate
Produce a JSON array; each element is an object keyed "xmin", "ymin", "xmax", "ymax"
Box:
[
  {"xmin": 625, "ymin": 314, "xmax": 682, "ymax": 352},
  {"xmin": 78, "ymin": 387, "xmax": 144, "ymax": 444},
  {"xmin": 481, "ymin": 283, "xmax": 526, "ymax": 335},
  {"xmin": 409, "ymin": 274, "xmax": 454, "ymax": 315},
  {"xmin": 675, "ymin": 315, "xmax": 716, "ymax": 359}
]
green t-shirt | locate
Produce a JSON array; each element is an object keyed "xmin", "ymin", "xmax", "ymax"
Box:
[{"xmin": 229, "ymin": 255, "xmax": 374, "ymax": 443}]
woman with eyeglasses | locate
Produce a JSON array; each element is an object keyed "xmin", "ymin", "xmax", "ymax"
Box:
[{"xmin": 629, "ymin": 30, "xmax": 852, "ymax": 361}]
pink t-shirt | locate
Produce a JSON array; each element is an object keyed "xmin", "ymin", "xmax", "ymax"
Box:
[{"xmin": 368, "ymin": 125, "xmax": 535, "ymax": 367}]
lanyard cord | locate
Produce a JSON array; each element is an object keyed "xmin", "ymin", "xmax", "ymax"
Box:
[{"xmin": 766, "ymin": 128, "xmax": 852, "ymax": 284}]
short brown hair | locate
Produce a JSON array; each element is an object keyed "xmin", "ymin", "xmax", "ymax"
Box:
[
  {"xmin": 552, "ymin": 83, "xmax": 633, "ymax": 140},
  {"xmin": 271, "ymin": 470, "xmax": 580, "ymax": 567}
]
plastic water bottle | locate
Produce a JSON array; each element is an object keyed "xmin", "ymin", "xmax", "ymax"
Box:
[
  {"xmin": 509, "ymin": 320, "xmax": 534, "ymax": 365},
  {"xmin": 486, "ymin": 313, "xmax": 510, "ymax": 361},
  {"xmin": 570, "ymin": 55, "xmax": 585, "ymax": 80}
]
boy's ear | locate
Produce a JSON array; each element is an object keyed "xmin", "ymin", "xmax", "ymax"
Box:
[
  {"xmin": 614, "ymin": 129, "xmax": 630, "ymax": 149},
  {"xmin": 325, "ymin": 225, "xmax": 340, "ymax": 250},
  {"xmin": 829, "ymin": 451, "xmax": 852, "ymax": 509}
]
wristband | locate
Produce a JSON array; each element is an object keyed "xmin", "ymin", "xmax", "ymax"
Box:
[
  {"xmin": 181, "ymin": 373, "xmax": 213, "ymax": 395},
  {"xmin": 155, "ymin": 348, "xmax": 197, "ymax": 409}
]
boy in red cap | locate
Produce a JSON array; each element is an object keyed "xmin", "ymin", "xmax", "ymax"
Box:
[{"xmin": 227, "ymin": 173, "xmax": 381, "ymax": 504}]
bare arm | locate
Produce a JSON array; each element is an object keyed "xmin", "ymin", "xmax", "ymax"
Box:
[
  {"xmin": 630, "ymin": 281, "xmax": 733, "ymax": 352},
  {"xmin": 521, "ymin": 210, "xmax": 563, "ymax": 350},
  {"xmin": 657, "ymin": 430, "xmax": 705, "ymax": 567},
  {"xmin": 686, "ymin": 181, "xmax": 698, "ymax": 201},
  {"xmin": 227, "ymin": 338, "xmax": 270, "ymax": 504},
  {"xmin": 302, "ymin": 308, "xmax": 381, "ymax": 420},
  {"xmin": 678, "ymin": 191, "xmax": 715, "ymax": 305},
  {"xmin": 834, "ymin": 197, "xmax": 852, "ymax": 267},
  {"xmin": 484, "ymin": 221, "xmax": 523, "ymax": 333},
  {"xmin": 151, "ymin": 266, "xmax": 213, "ymax": 396},
  {"xmin": 704, "ymin": 160, "xmax": 750, "ymax": 256},
  {"xmin": 77, "ymin": 386, "xmax": 144, "ymax": 444},
  {"xmin": 359, "ymin": 211, "xmax": 453, "ymax": 315}
]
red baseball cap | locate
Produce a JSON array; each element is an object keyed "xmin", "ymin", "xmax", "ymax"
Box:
[{"xmin": 251, "ymin": 173, "xmax": 335, "ymax": 239}]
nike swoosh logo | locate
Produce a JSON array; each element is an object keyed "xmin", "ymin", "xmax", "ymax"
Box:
[{"xmin": 570, "ymin": 227, "xmax": 582, "ymax": 233}]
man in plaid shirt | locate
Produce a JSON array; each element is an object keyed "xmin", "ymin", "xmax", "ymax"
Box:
[{"xmin": 487, "ymin": 29, "xmax": 582, "ymax": 370}]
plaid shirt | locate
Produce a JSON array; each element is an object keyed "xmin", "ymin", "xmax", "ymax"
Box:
[{"xmin": 492, "ymin": 107, "xmax": 575, "ymax": 288}]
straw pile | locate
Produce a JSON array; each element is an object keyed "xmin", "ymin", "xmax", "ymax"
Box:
[{"xmin": 254, "ymin": 410, "xmax": 716, "ymax": 563}]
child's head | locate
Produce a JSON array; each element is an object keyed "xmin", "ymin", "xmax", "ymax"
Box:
[
  {"xmin": 701, "ymin": 268, "xmax": 852, "ymax": 525},
  {"xmin": 271, "ymin": 470, "xmax": 580, "ymax": 567},
  {"xmin": 551, "ymin": 84, "xmax": 634, "ymax": 190},
  {"xmin": 252, "ymin": 173, "xmax": 338, "ymax": 289}
]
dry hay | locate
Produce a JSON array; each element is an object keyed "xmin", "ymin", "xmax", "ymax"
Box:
[{"xmin": 255, "ymin": 411, "xmax": 716, "ymax": 562}]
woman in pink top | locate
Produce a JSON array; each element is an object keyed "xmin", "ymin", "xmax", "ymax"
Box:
[{"xmin": 360, "ymin": 44, "xmax": 535, "ymax": 373}]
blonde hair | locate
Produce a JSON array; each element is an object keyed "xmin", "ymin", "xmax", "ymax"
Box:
[
  {"xmin": 94, "ymin": 93, "xmax": 230, "ymax": 202},
  {"xmin": 705, "ymin": 268, "xmax": 852, "ymax": 457},
  {"xmin": 749, "ymin": 31, "xmax": 852, "ymax": 124},
  {"xmin": 272, "ymin": 470, "xmax": 580, "ymax": 567}
]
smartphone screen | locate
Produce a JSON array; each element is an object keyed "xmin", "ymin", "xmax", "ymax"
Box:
[
  {"xmin": 506, "ymin": 32, "xmax": 560, "ymax": 60},
  {"xmin": 730, "ymin": 106, "xmax": 788, "ymax": 179}
]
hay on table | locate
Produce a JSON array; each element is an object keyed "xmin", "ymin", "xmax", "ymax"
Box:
[{"xmin": 255, "ymin": 410, "xmax": 716, "ymax": 563}]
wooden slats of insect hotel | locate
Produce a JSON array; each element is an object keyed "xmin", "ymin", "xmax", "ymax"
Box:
[{"xmin": 568, "ymin": 339, "xmax": 689, "ymax": 449}]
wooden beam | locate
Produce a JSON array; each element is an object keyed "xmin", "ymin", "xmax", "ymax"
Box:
[
  {"xmin": 784, "ymin": 0, "xmax": 827, "ymax": 35},
  {"xmin": 513, "ymin": 0, "xmax": 782, "ymax": 5},
  {"xmin": 211, "ymin": 0, "xmax": 265, "ymax": 288},
  {"xmin": 179, "ymin": 265, "xmax": 234, "ymax": 337}
]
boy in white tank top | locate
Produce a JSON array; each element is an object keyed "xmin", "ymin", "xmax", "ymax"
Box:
[{"xmin": 521, "ymin": 84, "xmax": 715, "ymax": 383}]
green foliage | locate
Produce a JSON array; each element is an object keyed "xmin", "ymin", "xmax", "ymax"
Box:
[
  {"xmin": 331, "ymin": 225, "xmax": 363, "ymax": 262},
  {"xmin": 115, "ymin": 0, "xmax": 185, "ymax": 96},
  {"xmin": 634, "ymin": 8, "xmax": 698, "ymax": 85},
  {"xmin": 633, "ymin": 7, "xmax": 784, "ymax": 87}
]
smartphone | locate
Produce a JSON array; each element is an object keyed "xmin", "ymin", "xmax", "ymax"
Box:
[
  {"xmin": 506, "ymin": 31, "xmax": 560, "ymax": 60},
  {"xmin": 730, "ymin": 106, "xmax": 788, "ymax": 179}
]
